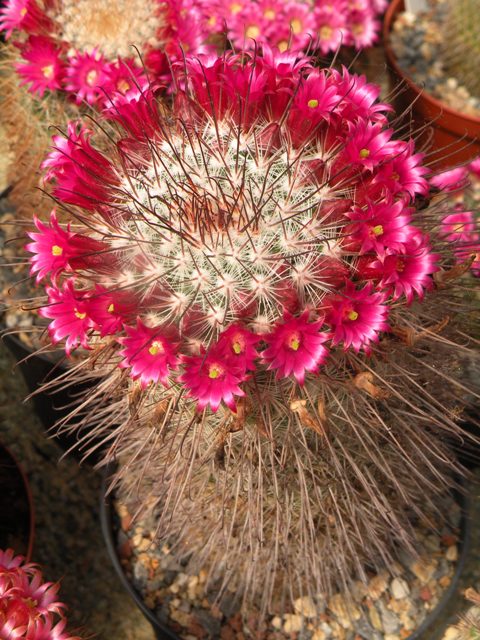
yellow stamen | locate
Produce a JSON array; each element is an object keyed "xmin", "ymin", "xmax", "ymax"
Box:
[
  {"xmin": 278, "ymin": 40, "xmax": 288, "ymax": 52},
  {"xmin": 74, "ymin": 309, "xmax": 86, "ymax": 320},
  {"xmin": 208, "ymin": 364, "xmax": 223, "ymax": 379},
  {"xmin": 148, "ymin": 340, "xmax": 164, "ymax": 356},
  {"xmin": 51, "ymin": 245, "xmax": 63, "ymax": 256},
  {"xmin": 233, "ymin": 341, "xmax": 242, "ymax": 355},
  {"xmin": 245, "ymin": 24, "xmax": 260, "ymax": 39},
  {"xmin": 107, "ymin": 303, "xmax": 115, "ymax": 313},
  {"xmin": 453, "ymin": 223, "xmax": 466, "ymax": 233},
  {"xmin": 307, "ymin": 99, "xmax": 319, "ymax": 109},
  {"xmin": 230, "ymin": 2, "xmax": 242, "ymax": 13},
  {"xmin": 290, "ymin": 18, "xmax": 302, "ymax": 34},
  {"xmin": 86, "ymin": 69, "xmax": 98, "ymax": 86},
  {"xmin": 20, "ymin": 7, "xmax": 27, "ymax": 17},
  {"xmin": 264, "ymin": 8, "xmax": 275, "ymax": 19},
  {"xmin": 372, "ymin": 224, "xmax": 384, "ymax": 236},
  {"xmin": 288, "ymin": 333, "xmax": 301, "ymax": 351},
  {"xmin": 347, "ymin": 310, "xmax": 359, "ymax": 321},
  {"xmin": 359, "ymin": 148, "xmax": 370, "ymax": 159},
  {"xmin": 319, "ymin": 25, "xmax": 333, "ymax": 39},
  {"xmin": 396, "ymin": 259, "xmax": 405, "ymax": 272},
  {"xmin": 117, "ymin": 79, "xmax": 130, "ymax": 93},
  {"xmin": 42, "ymin": 65, "xmax": 54, "ymax": 79}
]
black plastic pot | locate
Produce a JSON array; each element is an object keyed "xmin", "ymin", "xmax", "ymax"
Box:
[
  {"xmin": 100, "ymin": 465, "xmax": 471, "ymax": 640},
  {"xmin": 0, "ymin": 444, "xmax": 34, "ymax": 560},
  {"xmin": 100, "ymin": 468, "xmax": 180, "ymax": 640},
  {"xmin": 2, "ymin": 332, "xmax": 98, "ymax": 462}
]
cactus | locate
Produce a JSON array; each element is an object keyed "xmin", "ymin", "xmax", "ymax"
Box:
[
  {"xmin": 0, "ymin": 548, "xmax": 81, "ymax": 640},
  {"xmin": 442, "ymin": 0, "xmax": 480, "ymax": 97},
  {"xmin": 24, "ymin": 52, "xmax": 479, "ymax": 627}
]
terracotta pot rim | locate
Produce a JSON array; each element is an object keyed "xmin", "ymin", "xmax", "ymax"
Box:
[{"xmin": 383, "ymin": 0, "xmax": 480, "ymax": 126}]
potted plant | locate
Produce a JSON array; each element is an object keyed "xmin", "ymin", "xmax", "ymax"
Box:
[
  {"xmin": 0, "ymin": 548, "xmax": 82, "ymax": 639},
  {"xmin": 383, "ymin": 0, "xmax": 480, "ymax": 169},
  {"xmin": 0, "ymin": 0, "xmax": 389, "ymax": 393},
  {"xmin": 17, "ymin": 47, "xmax": 480, "ymax": 636}
]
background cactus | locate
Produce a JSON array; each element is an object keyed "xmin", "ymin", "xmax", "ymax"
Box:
[
  {"xmin": 22, "ymin": 51, "xmax": 480, "ymax": 629},
  {"xmin": 442, "ymin": 0, "xmax": 480, "ymax": 98}
]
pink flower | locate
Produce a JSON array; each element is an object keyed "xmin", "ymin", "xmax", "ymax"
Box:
[
  {"xmin": 313, "ymin": 4, "xmax": 346, "ymax": 55},
  {"xmin": 367, "ymin": 234, "xmax": 440, "ymax": 303},
  {"xmin": 39, "ymin": 280, "xmax": 95, "ymax": 355},
  {"xmin": 262, "ymin": 312, "xmax": 330, "ymax": 384},
  {"xmin": 64, "ymin": 49, "xmax": 110, "ymax": 105},
  {"xmin": 287, "ymin": 70, "xmax": 339, "ymax": 145},
  {"xmin": 0, "ymin": 550, "xmax": 80, "ymax": 640},
  {"xmin": 27, "ymin": 617, "xmax": 79, "ymax": 640},
  {"xmin": 369, "ymin": 140, "xmax": 429, "ymax": 200},
  {"xmin": 85, "ymin": 287, "xmax": 132, "ymax": 337},
  {"xmin": 344, "ymin": 200, "xmax": 415, "ymax": 255},
  {"xmin": 102, "ymin": 83, "xmax": 160, "ymax": 140},
  {"xmin": 0, "ymin": 0, "xmax": 52, "ymax": 39},
  {"xmin": 118, "ymin": 319, "xmax": 179, "ymax": 388},
  {"xmin": 179, "ymin": 349, "xmax": 246, "ymax": 412},
  {"xmin": 331, "ymin": 67, "xmax": 391, "ymax": 125},
  {"xmin": 453, "ymin": 234, "xmax": 480, "ymax": 277},
  {"xmin": 440, "ymin": 208, "xmax": 476, "ymax": 244},
  {"xmin": 42, "ymin": 122, "xmax": 119, "ymax": 211},
  {"xmin": 468, "ymin": 156, "xmax": 480, "ymax": 178},
  {"xmin": 16, "ymin": 35, "xmax": 65, "ymax": 97},
  {"xmin": 340, "ymin": 120, "xmax": 399, "ymax": 172},
  {"xmin": 430, "ymin": 166, "xmax": 469, "ymax": 192},
  {"xmin": 348, "ymin": 8, "xmax": 379, "ymax": 48},
  {"xmin": 216, "ymin": 324, "xmax": 260, "ymax": 373},
  {"xmin": 0, "ymin": 549, "xmax": 27, "ymax": 571},
  {"xmin": 14, "ymin": 571, "xmax": 63, "ymax": 617},
  {"xmin": 324, "ymin": 282, "xmax": 389, "ymax": 352},
  {"xmin": 26, "ymin": 210, "xmax": 107, "ymax": 282}
]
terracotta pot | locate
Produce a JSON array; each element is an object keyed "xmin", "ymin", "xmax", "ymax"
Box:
[
  {"xmin": 383, "ymin": 0, "xmax": 480, "ymax": 169},
  {"xmin": 0, "ymin": 444, "xmax": 34, "ymax": 560}
]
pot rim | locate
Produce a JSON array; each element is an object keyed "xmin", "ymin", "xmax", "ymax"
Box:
[
  {"xmin": 383, "ymin": 0, "xmax": 480, "ymax": 126},
  {"xmin": 100, "ymin": 464, "xmax": 471, "ymax": 640}
]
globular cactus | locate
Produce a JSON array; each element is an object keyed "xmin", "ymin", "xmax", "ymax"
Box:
[
  {"xmin": 24, "ymin": 51, "xmax": 479, "ymax": 626},
  {"xmin": 442, "ymin": 0, "xmax": 480, "ymax": 97}
]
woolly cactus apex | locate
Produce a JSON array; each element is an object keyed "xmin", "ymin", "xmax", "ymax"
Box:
[
  {"xmin": 441, "ymin": 0, "xmax": 480, "ymax": 97},
  {"xmin": 25, "ymin": 51, "xmax": 479, "ymax": 625}
]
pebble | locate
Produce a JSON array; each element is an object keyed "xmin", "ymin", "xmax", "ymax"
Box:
[
  {"xmin": 410, "ymin": 558, "xmax": 438, "ymax": 583},
  {"xmin": 367, "ymin": 573, "xmax": 389, "ymax": 600},
  {"xmin": 293, "ymin": 595, "xmax": 317, "ymax": 618},
  {"xmin": 391, "ymin": 578, "xmax": 410, "ymax": 600},
  {"xmin": 282, "ymin": 614, "xmax": 303, "ymax": 634},
  {"xmin": 446, "ymin": 545, "xmax": 458, "ymax": 562},
  {"xmin": 328, "ymin": 594, "xmax": 361, "ymax": 628}
]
